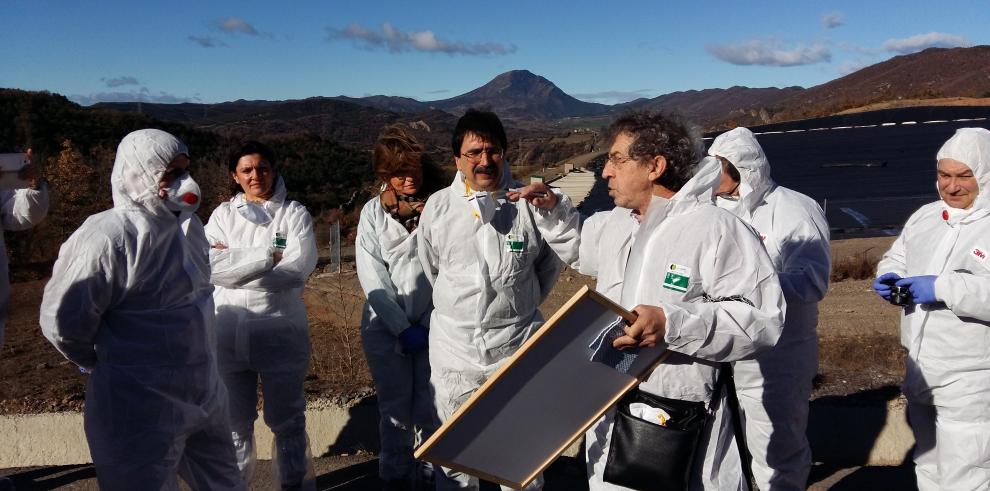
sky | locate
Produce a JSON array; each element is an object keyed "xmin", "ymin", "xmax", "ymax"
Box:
[{"xmin": 2, "ymin": 1, "xmax": 988, "ymax": 107}]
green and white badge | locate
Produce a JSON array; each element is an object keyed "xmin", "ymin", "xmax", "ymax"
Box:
[
  {"xmin": 505, "ymin": 233, "xmax": 525, "ymax": 253},
  {"xmin": 273, "ymin": 232, "xmax": 288, "ymax": 250},
  {"xmin": 663, "ymin": 263, "xmax": 691, "ymax": 293}
]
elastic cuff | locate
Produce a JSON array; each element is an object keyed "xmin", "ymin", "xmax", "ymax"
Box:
[
  {"xmin": 933, "ymin": 273, "xmax": 951, "ymax": 305},
  {"xmin": 536, "ymin": 190, "xmax": 571, "ymax": 219}
]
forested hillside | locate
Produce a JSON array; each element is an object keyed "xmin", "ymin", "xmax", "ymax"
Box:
[{"xmin": 0, "ymin": 89, "xmax": 377, "ymax": 273}]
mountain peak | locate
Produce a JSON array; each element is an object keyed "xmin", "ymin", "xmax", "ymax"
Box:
[
  {"xmin": 492, "ymin": 69, "xmax": 541, "ymax": 81},
  {"xmin": 483, "ymin": 70, "xmax": 557, "ymax": 94},
  {"xmin": 431, "ymin": 69, "xmax": 608, "ymax": 120}
]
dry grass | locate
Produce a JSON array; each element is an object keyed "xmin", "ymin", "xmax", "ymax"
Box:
[
  {"xmin": 814, "ymin": 332, "xmax": 906, "ymax": 398},
  {"xmin": 837, "ymin": 97, "xmax": 990, "ymax": 115},
  {"xmin": 819, "ymin": 333, "xmax": 904, "ymax": 374}
]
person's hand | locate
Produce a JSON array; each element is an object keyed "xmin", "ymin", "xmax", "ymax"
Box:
[
  {"xmin": 895, "ymin": 275, "xmax": 939, "ymax": 304},
  {"xmin": 506, "ymin": 183, "xmax": 558, "ymax": 210},
  {"xmin": 273, "ymin": 250, "xmax": 283, "ymax": 265},
  {"xmin": 872, "ymin": 272, "xmax": 901, "ymax": 300},
  {"xmin": 212, "ymin": 242, "xmax": 228, "ymax": 250},
  {"xmin": 399, "ymin": 323, "xmax": 429, "ymax": 354},
  {"xmin": 613, "ymin": 305, "xmax": 666, "ymax": 350}
]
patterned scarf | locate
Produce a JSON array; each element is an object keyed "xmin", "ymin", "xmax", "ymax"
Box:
[{"xmin": 380, "ymin": 187, "xmax": 426, "ymax": 232}]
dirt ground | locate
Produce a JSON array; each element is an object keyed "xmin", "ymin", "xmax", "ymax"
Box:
[{"xmin": 0, "ymin": 237, "xmax": 900, "ymax": 414}]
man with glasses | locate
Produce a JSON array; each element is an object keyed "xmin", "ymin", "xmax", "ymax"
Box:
[
  {"xmin": 709, "ymin": 127, "xmax": 830, "ymax": 491},
  {"xmin": 417, "ymin": 109, "xmax": 581, "ymax": 490},
  {"xmin": 575, "ymin": 112, "xmax": 784, "ymax": 490}
]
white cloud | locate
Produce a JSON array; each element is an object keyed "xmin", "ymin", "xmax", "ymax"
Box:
[
  {"xmin": 707, "ymin": 39, "xmax": 831, "ymax": 67},
  {"xmin": 327, "ymin": 22, "xmax": 515, "ymax": 56},
  {"xmin": 69, "ymin": 87, "xmax": 195, "ymax": 106},
  {"xmin": 883, "ymin": 32, "xmax": 973, "ymax": 54},
  {"xmin": 215, "ymin": 17, "xmax": 260, "ymax": 36},
  {"xmin": 572, "ymin": 89, "xmax": 655, "ymax": 104},
  {"xmin": 822, "ymin": 12, "xmax": 844, "ymax": 29},
  {"xmin": 102, "ymin": 76, "xmax": 139, "ymax": 88},
  {"xmin": 189, "ymin": 35, "xmax": 228, "ymax": 48}
]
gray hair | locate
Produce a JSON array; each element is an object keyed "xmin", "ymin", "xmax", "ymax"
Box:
[{"xmin": 606, "ymin": 111, "xmax": 701, "ymax": 192}]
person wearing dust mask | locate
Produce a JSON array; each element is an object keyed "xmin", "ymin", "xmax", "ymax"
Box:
[
  {"xmin": 873, "ymin": 128, "xmax": 990, "ymax": 490},
  {"xmin": 709, "ymin": 127, "xmax": 830, "ymax": 491},
  {"xmin": 416, "ymin": 109, "xmax": 581, "ymax": 490},
  {"xmin": 41, "ymin": 128, "xmax": 244, "ymax": 490}
]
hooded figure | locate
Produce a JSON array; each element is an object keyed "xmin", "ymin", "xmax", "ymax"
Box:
[
  {"xmin": 874, "ymin": 127, "xmax": 990, "ymax": 490},
  {"xmin": 581, "ymin": 154, "xmax": 785, "ymax": 491},
  {"xmin": 40, "ymin": 129, "xmax": 243, "ymax": 491},
  {"xmin": 709, "ymin": 127, "xmax": 830, "ymax": 490},
  {"xmin": 205, "ymin": 141, "xmax": 318, "ymax": 490}
]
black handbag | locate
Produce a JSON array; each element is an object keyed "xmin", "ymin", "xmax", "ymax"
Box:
[{"xmin": 603, "ymin": 366, "xmax": 729, "ymax": 491}]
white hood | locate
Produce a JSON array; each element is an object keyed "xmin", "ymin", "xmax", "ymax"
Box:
[
  {"xmin": 639, "ymin": 156, "xmax": 721, "ymax": 227},
  {"xmin": 671, "ymin": 156, "xmax": 721, "ymax": 209},
  {"xmin": 111, "ymin": 129, "xmax": 188, "ymax": 219},
  {"xmin": 708, "ymin": 127, "xmax": 775, "ymax": 220},
  {"xmin": 936, "ymin": 127, "xmax": 990, "ymax": 219}
]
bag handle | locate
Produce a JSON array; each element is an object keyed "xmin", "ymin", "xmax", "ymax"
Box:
[
  {"xmin": 717, "ymin": 362, "xmax": 754, "ymax": 491},
  {"xmin": 700, "ymin": 292, "xmax": 754, "ymax": 491}
]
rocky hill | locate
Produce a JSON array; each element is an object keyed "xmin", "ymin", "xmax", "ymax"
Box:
[
  {"xmin": 330, "ymin": 95, "xmax": 431, "ymax": 114},
  {"xmin": 772, "ymin": 46, "xmax": 990, "ymax": 122},
  {"xmin": 617, "ymin": 85, "xmax": 803, "ymax": 129},
  {"xmin": 428, "ymin": 70, "xmax": 610, "ymax": 121}
]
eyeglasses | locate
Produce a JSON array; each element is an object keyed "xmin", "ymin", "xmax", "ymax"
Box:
[
  {"xmin": 460, "ymin": 147, "xmax": 504, "ymax": 162},
  {"xmin": 605, "ymin": 152, "xmax": 636, "ymax": 166}
]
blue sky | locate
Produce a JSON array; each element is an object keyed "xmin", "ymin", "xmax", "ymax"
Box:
[{"xmin": 2, "ymin": 1, "xmax": 987, "ymax": 106}]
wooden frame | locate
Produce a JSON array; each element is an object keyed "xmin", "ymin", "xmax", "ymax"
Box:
[{"xmin": 415, "ymin": 285, "xmax": 669, "ymax": 489}]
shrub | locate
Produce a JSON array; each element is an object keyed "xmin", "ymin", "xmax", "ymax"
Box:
[{"xmin": 831, "ymin": 250, "xmax": 880, "ymax": 282}]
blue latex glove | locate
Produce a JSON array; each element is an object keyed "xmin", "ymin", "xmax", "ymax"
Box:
[
  {"xmin": 872, "ymin": 272, "xmax": 901, "ymax": 300},
  {"xmin": 895, "ymin": 275, "xmax": 939, "ymax": 305},
  {"xmin": 399, "ymin": 323, "xmax": 429, "ymax": 354}
]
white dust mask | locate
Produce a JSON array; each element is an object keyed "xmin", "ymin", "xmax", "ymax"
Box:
[
  {"xmin": 941, "ymin": 203, "xmax": 976, "ymax": 225},
  {"xmin": 236, "ymin": 201, "xmax": 273, "ymax": 225},
  {"xmin": 716, "ymin": 195, "xmax": 740, "ymax": 212},
  {"xmin": 163, "ymin": 173, "xmax": 201, "ymax": 213},
  {"xmin": 468, "ymin": 191, "xmax": 498, "ymax": 224}
]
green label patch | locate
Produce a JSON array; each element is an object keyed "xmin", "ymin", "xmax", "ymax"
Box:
[
  {"xmin": 662, "ymin": 263, "xmax": 691, "ymax": 293},
  {"xmin": 505, "ymin": 233, "xmax": 525, "ymax": 253}
]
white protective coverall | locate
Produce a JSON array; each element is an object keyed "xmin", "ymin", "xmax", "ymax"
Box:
[
  {"xmin": 580, "ymin": 158, "xmax": 785, "ymax": 491},
  {"xmin": 709, "ymin": 127, "xmax": 830, "ymax": 490},
  {"xmin": 0, "ymin": 180, "xmax": 49, "ymax": 354},
  {"xmin": 205, "ymin": 176, "xmax": 318, "ymax": 490},
  {"xmin": 355, "ymin": 193, "xmax": 436, "ymax": 482},
  {"xmin": 40, "ymin": 129, "xmax": 244, "ymax": 491},
  {"xmin": 876, "ymin": 127, "xmax": 990, "ymax": 491},
  {"xmin": 417, "ymin": 167, "xmax": 581, "ymax": 491}
]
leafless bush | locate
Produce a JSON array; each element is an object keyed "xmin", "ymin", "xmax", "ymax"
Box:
[
  {"xmin": 831, "ymin": 249, "xmax": 881, "ymax": 282},
  {"xmin": 306, "ymin": 272, "xmax": 372, "ymax": 398}
]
